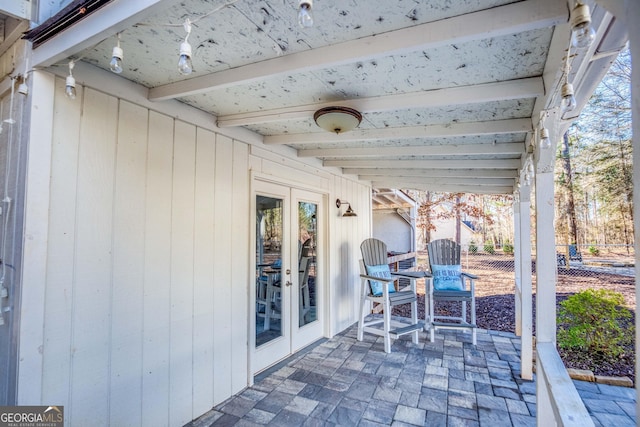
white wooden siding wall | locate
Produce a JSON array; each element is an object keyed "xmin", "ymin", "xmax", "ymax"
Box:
[
  {"xmin": 24, "ymin": 75, "xmax": 370, "ymax": 426},
  {"xmin": 36, "ymin": 77, "xmax": 249, "ymax": 426}
]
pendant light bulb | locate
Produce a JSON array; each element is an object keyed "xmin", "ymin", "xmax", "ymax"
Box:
[
  {"xmin": 110, "ymin": 45, "xmax": 123, "ymax": 74},
  {"xmin": 178, "ymin": 19, "xmax": 193, "ymax": 75},
  {"xmin": 298, "ymin": 0, "xmax": 313, "ymax": 28},
  {"xmin": 540, "ymin": 127, "xmax": 551, "ymax": 149},
  {"xmin": 178, "ymin": 42, "xmax": 193, "ymax": 75},
  {"xmin": 561, "ymin": 82, "xmax": 577, "ymax": 113},
  {"xmin": 65, "ymin": 61, "xmax": 76, "ymax": 100},
  {"xmin": 570, "ymin": 3, "xmax": 596, "ymax": 49}
]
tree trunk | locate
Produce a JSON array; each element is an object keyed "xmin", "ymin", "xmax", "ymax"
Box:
[{"xmin": 561, "ymin": 132, "xmax": 579, "ymax": 245}]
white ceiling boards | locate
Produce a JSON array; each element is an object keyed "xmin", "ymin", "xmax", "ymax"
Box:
[{"xmin": 28, "ymin": 0, "xmax": 628, "ymax": 195}]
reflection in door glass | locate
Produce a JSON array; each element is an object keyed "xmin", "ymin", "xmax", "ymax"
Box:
[
  {"xmin": 255, "ymin": 196, "xmax": 283, "ymax": 347},
  {"xmin": 298, "ymin": 202, "xmax": 317, "ymax": 328}
]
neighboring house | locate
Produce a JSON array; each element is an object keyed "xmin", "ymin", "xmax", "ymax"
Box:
[
  {"xmin": 428, "ymin": 213, "xmax": 481, "ymax": 251},
  {"xmin": 0, "ymin": 1, "xmax": 636, "ymax": 427},
  {"xmin": 372, "ymin": 189, "xmax": 416, "ymax": 254}
]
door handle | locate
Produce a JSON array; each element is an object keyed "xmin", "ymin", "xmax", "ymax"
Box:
[
  {"xmin": 285, "ymin": 281, "xmax": 292, "ymax": 287},
  {"xmin": 285, "ymin": 269, "xmax": 291, "ymax": 275}
]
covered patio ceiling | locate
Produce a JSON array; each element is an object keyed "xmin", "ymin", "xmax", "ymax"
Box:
[{"xmin": 26, "ymin": 0, "xmax": 628, "ymax": 195}]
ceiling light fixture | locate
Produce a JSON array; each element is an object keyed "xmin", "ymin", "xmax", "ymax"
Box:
[
  {"xmin": 570, "ymin": 2, "xmax": 596, "ymax": 49},
  {"xmin": 298, "ymin": 0, "xmax": 313, "ymax": 28},
  {"xmin": 178, "ymin": 19, "xmax": 193, "ymax": 75},
  {"xmin": 561, "ymin": 82, "xmax": 577, "ymax": 113},
  {"xmin": 110, "ymin": 33, "xmax": 123, "ymax": 74},
  {"xmin": 65, "ymin": 61, "xmax": 76, "ymax": 100},
  {"xmin": 314, "ymin": 106, "xmax": 362, "ymax": 134}
]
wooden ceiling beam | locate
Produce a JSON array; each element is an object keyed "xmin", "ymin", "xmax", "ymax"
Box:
[
  {"xmin": 265, "ymin": 118, "xmax": 531, "ymax": 145},
  {"xmin": 217, "ymin": 78, "xmax": 542, "ymax": 127},
  {"xmin": 298, "ymin": 142, "xmax": 524, "ymax": 158}
]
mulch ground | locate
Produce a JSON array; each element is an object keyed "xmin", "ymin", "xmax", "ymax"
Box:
[{"xmin": 392, "ymin": 253, "xmax": 636, "ymax": 383}]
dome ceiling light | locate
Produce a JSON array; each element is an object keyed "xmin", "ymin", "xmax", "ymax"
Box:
[{"xmin": 314, "ymin": 106, "xmax": 362, "ymax": 134}]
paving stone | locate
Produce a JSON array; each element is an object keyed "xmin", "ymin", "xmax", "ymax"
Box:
[
  {"xmin": 253, "ymin": 390, "xmax": 294, "ymax": 413},
  {"xmin": 478, "ymin": 408, "xmax": 513, "ymax": 427},
  {"xmin": 424, "ymin": 410, "xmax": 447, "ymax": 427},
  {"xmin": 209, "ymin": 413, "xmax": 240, "ymax": 427},
  {"xmin": 477, "ymin": 393, "xmax": 507, "ymax": 411},
  {"xmin": 510, "ymin": 413, "xmax": 537, "ymax": 427},
  {"xmin": 399, "ymin": 390, "xmax": 420, "ymax": 407},
  {"xmin": 345, "ymin": 380, "xmax": 377, "ymax": 401},
  {"xmin": 268, "ymin": 409, "xmax": 308, "ymax": 427},
  {"xmin": 373, "ymin": 384, "xmax": 402, "ymax": 404},
  {"xmin": 616, "ymin": 400, "xmax": 636, "ymax": 418},
  {"xmin": 285, "ymin": 395, "xmax": 319, "ymax": 416},
  {"xmin": 277, "ymin": 378, "xmax": 307, "ymax": 395},
  {"xmin": 219, "ymin": 396, "xmax": 256, "ymax": 418},
  {"xmin": 327, "ymin": 403, "xmax": 363, "ymax": 425},
  {"xmin": 243, "ymin": 408, "xmax": 275, "ymax": 424},
  {"xmin": 494, "ymin": 386, "xmax": 521, "ymax": 400},
  {"xmin": 583, "ymin": 397, "xmax": 626, "ymax": 415},
  {"xmin": 423, "ymin": 373, "xmax": 448, "ymax": 391},
  {"xmin": 592, "ymin": 412, "xmax": 637, "ymax": 427},
  {"xmin": 190, "ymin": 410, "xmax": 223, "ymax": 427},
  {"xmin": 474, "ymin": 381, "xmax": 494, "ymax": 396},
  {"xmin": 447, "ymin": 405, "xmax": 478, "ymax": 421},
  {"xmin": 448, "ymin": 377, "xmax": 475, "ymax": 393},
  {"xmin": 506, "ymin": 398, "xmax": 530, "ymax": 415},
  {"xmin": 309, "ymin": 401, "xmax": 335, "ymax": 420},
  {"xmin": 596, "ymin": 383, "xmax": 637, "ymax": 401},
  {"xmin": 417, "ymin": 388, "xmax": 447, "ymax": 413},
  {"xmin": 465, "ymin": 370, "xmax": 491, "ymax": 384},
  {"xmin": 448, "ymin": 414, "xmax": 480, "ymax": 427},
  {"xmin": 448, "ymin": 390, "xmax": 477, "ymax": 409},
  {"xmin": 362, "ymin": 399, "xmax": 397, "ymax": 424},
  {"xmin": 394, "ymin": 405, "xmax": 426, "ymax": 425}
]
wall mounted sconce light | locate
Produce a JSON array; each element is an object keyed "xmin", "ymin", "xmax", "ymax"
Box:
[{"xmin": 336, "ymin": 199, "xmax": 357, "ymax": 217}]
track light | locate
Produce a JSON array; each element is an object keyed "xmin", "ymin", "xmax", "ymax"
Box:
[
  {"xmin": 178, "ymin": 19, "xmax": 193, "ymax": 75},
  {"xmin": 65, "ymin": 61, "xmax": 76, "ymax": 100},
  {"xmin": 561, "ymin": 82, "xmax": 577, "ymax": 113},
  {"xmin": 298, "ymin": 0, "xmax": 313, "ymax": 28},
  {"xmin": 110, "ymin": 33, "xmax": 123, "ymax": 74},
  {"xmin": 570, "ymin": 3, "xmax": 596, "ymax": 49}
]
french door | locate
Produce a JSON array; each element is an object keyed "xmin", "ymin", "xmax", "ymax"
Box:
[{"xmin": 252, "ymin": 180, "xmax": 324, "ymax": 374}]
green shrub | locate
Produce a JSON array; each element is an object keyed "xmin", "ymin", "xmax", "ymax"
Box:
[
  {"xmin": 469, "ymin": 240, "xmax": 478, "ymax": 253},
  {"xmin": 503, "ymin": 241, "xmax": 514, "ymax": 255},
  {"xmin": 557, "ymin": 289, "xmax": 633, "ymax": 357},
  {"xmin": 589, "ymin": 245, "xmax": 600, "ymax": 256},
  {"xmin": 483, "ymin": 242, "xmax": 495, "ymax": 254}
]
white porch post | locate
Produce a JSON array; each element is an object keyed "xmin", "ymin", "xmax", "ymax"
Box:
[
  {"xmin": 515, "ymin": 186, "xmax": 533, "ymax": 380},
  {"xmin": 534, "ymin": 111, "xmax": 559, "ymax": 426}
]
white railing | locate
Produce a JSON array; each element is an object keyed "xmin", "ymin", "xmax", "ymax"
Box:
[{"xmin": 536, "ymin": 342, "xmax": 594, "ymax": 426}]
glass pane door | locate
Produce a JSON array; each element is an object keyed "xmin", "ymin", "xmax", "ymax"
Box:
[{"xmin": 255, "ymin": 195, "xmax": 284, "ymax": 347}]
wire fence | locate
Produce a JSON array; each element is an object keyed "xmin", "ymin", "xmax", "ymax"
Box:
[{"xmin": 414, "ymin": 244, "xmax": 636, "ymax": 308}]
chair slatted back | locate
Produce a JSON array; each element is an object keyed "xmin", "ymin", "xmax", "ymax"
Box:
[
  {"xmin": 360, "ymin": 238, "xmax": 388, "ymax": 266},
  {"xmin": 427, "ymin": 239, "xmax": 461, "ymax": 267}
]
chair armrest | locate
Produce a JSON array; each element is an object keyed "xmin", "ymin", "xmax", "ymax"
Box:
[
  {"xmin": 461, "ymin": 272, "xmax": 478, "ymax": 280},
  {"xmin": 391, "ymin": 271, "xmax": 430, "ymax": 279},
  {"xmin": 360, "ymin": 274, "xmax": 395, "ymax": 283}
]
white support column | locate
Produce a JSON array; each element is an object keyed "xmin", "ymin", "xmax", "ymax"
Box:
[
  {"xmin": 514, "ymin": 197, "xmax": 522, "ymax": 336},
  {"xmin": 534, "ymin": 110, "xmax": 560, "ymax": 427},
  {"xmin": 516, "ymin": 186, "xmax": 533, "ymax": 380}
]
